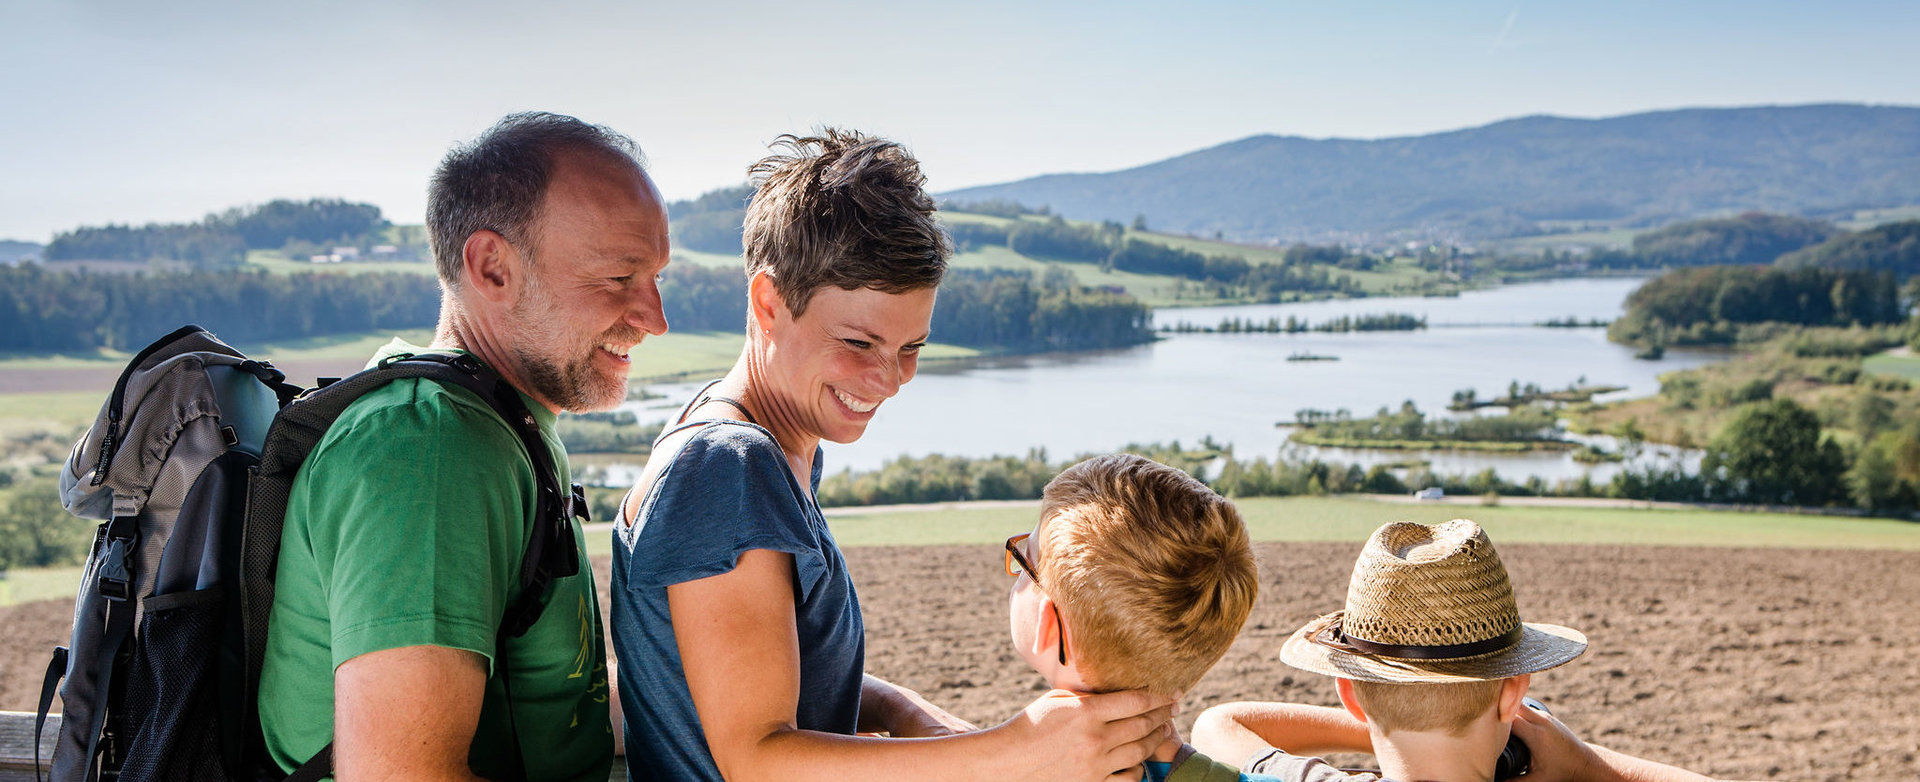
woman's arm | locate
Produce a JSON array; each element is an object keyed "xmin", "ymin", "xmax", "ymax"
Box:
[
  {"xmin": 1190, "ymin": 702, "xmax": 1373, "ymax": 768},
  {"xmin": 1510, "ymin": 703, "xmax": 1718, "ymax": 782},
  {"xmin": 670, "ymin": 548, "xmax": 1175, "ymax": 782},
  {"xmin": 858, "ymin": 674, "xmax": 977, "ymax": 737}
]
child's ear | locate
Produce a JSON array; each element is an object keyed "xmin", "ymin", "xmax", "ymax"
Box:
[
  {"xmin": 1035, "ymin": 594, "xmax": 1066, "ymax": 661},
  {"xmin": 1495, "ymin": 674, "xmax": 1531, "ymax": 724},
  {"xmin": 1334, "ymin": 678, "xmax": 1369, "ymax": 725}
]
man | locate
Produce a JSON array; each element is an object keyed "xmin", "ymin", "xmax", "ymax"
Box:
[{"xmin": 258, "ymin": 112, "xmax": 669, "ymax": 782}]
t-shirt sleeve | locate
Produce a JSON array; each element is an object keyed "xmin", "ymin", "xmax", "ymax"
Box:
[
  {"xmin": 1162, "ymin": 749, "xmax": 1250, "ymax": 782},
  {"xmin": 1244, "ymin": 749, "xmax": 1380, "ymax": 782},
  {"xmin": 622, "ymin": 425, "xmax": 831, "ymax": 598},
  {"xmin": 299, "ymin": 386, "xmax": 529, "ymax": 671}
]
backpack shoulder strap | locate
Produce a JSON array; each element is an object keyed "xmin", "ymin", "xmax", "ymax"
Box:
[{"xmin": 240, "ymin": 351, "xmax": 583, "ymax": 778}]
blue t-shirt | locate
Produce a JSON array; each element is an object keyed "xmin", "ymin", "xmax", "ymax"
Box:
[{"xmin": 611, "ymin": 421, "xmax": 865, "ymax": 782}]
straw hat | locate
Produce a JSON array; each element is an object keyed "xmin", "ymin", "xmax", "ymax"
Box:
[{"xmin": 1280, "ymin": 520, "xmax": 1587, "ymax": 683}]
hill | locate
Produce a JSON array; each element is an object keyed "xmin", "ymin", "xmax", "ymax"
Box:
[
  {"xmin": 0, "ymin": 240, "xmax": 42, "ymax": 264},
  {"xmin": 1629, "ymin": 212, "xmax": 1841, "ymax": 267},
  {"xmin": 939, "ymin": 104, "xmax": 1920, "ymax": 243},
  {"xmin": 1775, "ymin": 219, "xmax": 1920, "ymax": 277}
]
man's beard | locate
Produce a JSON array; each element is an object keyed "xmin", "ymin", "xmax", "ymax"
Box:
[
  {"xmin": 512, "ymin": 340, "xmax": 625, "ymax": 412},
  {"xmin": 508, "ymin": 282, "xmax": 632, "ymax": 412}
]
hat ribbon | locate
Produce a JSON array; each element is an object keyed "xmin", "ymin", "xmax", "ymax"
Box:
[{"xmin": 1309, "ymin": 611, "xmax": 1524, "ymax": 661}]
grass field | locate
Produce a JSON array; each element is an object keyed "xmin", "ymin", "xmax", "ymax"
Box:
[
  {"xmin": 18, "ymin": 495, "xmax": 1919, "ymax": 606},
  {"xmin": 1863, "ymin": 350, "xmax": 1920, "ymax": 380},
  {"xmin": 941, "ymin": 213, "xmax": 1450, "ymax": 303},
  {"xmin": 1838, "ymin": 204, "xmax": 1920, "ymax": 231},
  {"xmin": 0, "ymin": 393, "xmax": 102, "ymax": 433},
  {"xmin": 817, "ymin": 495, "xmax": 1920, "ymax": 550},
  {"xmin": 245, "ymin": 250, "xmax": 436, "ymax": 276},
  {"xmin": 1486, "ymin": 228, "xmax": 1641, "ymax": 253},
  {"xmin": 0, "ymin": 566, "xmax": 85, "ymax": 606}
]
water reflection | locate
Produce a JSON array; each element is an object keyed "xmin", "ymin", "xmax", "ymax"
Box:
[{"xmin": 610, "ymin": 277, "xmax": 1719, "ymax": 484}]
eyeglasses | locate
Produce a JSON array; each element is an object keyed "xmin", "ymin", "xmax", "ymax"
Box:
[{"xmin": 1004, "ymin": 532, "xmax": 1068, "ymax": 665}]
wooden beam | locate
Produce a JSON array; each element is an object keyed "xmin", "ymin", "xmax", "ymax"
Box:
[{"xmin": 0, "ymin": 712, "xmax": 626, "ymax": 781}]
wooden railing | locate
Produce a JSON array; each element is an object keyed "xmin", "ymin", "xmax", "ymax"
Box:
[
  {"xmin": 0, "ymin": 711, "xmax": 58, "ymax": 782},
  {"xmin": 0, "ymin": 712, "xmax": 627, "ymax": 781}
]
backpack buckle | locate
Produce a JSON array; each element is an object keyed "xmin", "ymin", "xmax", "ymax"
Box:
[{"xmin": 97, "ymin": 536, "xmax": 133, "ymax": 602}]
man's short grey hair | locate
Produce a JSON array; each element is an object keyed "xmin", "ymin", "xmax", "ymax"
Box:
[{"xmin": 427, "ymin": 112, "xmax": 644, "ymax": 286}]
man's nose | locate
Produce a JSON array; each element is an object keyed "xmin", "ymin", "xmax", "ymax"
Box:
[{"xmin": 630, "ymin": 279, "xmax": 668, "ymax": 336}]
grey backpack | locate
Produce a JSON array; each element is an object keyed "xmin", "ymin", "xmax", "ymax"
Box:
[{"xmin": 39, "ymin": 324, "xmax": 585, "ymax": 782}]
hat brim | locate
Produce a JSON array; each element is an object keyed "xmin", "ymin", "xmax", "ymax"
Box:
[{"xmin": 1279, "ymin": 613, "xmax": 1588, "ymax": 684}]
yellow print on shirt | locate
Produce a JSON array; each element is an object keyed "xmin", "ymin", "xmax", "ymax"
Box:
[{"xmin": 570, "ymin": 594, "xmax": 590, "ymax": 679}]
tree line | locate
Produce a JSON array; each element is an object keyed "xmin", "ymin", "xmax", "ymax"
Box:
[
  {"xmin": 1609, "ymin": 265, "xmax": 1906, "ymax": 347},
  {"xmin": 1570, "ymin": 214, "xmax": 1920, "ymax": 277},
  {"xmin": 661, "ymin": 263, "xmax": 1154, "ymax": 352},
  {"xmin": 3, "ymin": 259, "xmax": 1153, "ymax": 355},
  {"xmin": 1164, "ymin": 312, "xmax": 1425, "ymax": 334},
  {"xmin": 45, "ymin": 198, "xmax": 393, "ymax": 267},
  {"xmin": 951, "ymin": 216, "xmax": 1368, "ymax": 299},
  {"xmin": 806, "ymin": 394, "xmax": 1920, "ymax": 514},
  {"xmin": 0, "ymin": 264, "xmax": 440, "ymax": 351}
]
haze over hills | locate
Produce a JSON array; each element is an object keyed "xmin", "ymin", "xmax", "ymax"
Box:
[{"xmin": 939, "ymin": 104, "xmax": 1920, "ymax": 244}]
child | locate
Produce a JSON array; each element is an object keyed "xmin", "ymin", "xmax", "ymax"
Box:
[
  {"xmin": 1004, "ymin": 453, "xmax": 1281, "ymax": 781},
  {"xmin": 1191, "ymin": 519, "xmax": 1717, "ymax": 782},
  {"xmin": 1013, "ymin": 457, "xmax": 1715, "ymax": 782}
]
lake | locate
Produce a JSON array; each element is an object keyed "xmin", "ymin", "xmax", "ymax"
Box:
[{"xmin": 610, "ymin": 276, "xmax": 1722, "ymax": 485}]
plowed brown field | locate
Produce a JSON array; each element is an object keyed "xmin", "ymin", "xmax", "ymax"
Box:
[{"xmin": 6, "ymin": 543, "xmax": 1916, "ymax": 780}]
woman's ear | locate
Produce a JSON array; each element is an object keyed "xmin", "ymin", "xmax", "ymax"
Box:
[
  {"xmin": 748, "ymin": 271, "xmax": 784, "ymax": 337},
  {"xmin": 461, "ymin": 229, "xmax": 519, "ymax": 304}
]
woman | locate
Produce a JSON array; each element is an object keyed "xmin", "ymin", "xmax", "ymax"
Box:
[{"xmin": 611, "ymin": 129, "xmax": 1172, "ymax": 782}]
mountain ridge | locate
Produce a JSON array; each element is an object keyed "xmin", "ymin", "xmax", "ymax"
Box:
[{"xmin": 940, "ymin": 104, "xmax": 1920, "ymax": 243}]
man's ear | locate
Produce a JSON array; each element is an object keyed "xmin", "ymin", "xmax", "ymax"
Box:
[
  {"xmin": 462, "ymin": 230, "xmax": 519, "ymax": 305},
  {"xmin": 1495, "ymin": 674, "xmax": 1530, "ymax": 724},
  {"xmin": 748, "ymin": 271, "xmax": 785, "ymax": 337},
  {"xmin": 1334, "ymin": 678, "xmax": 1369, "ymax": 725}
]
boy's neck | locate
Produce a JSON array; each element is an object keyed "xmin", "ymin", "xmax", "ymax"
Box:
[{"xmin": 1370, "ymin": 726, "xmax": 1503, "ymax": 782}]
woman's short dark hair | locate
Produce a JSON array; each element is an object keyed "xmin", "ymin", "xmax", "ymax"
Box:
[
  {"xmin": 427, "ymin": 111, "xmax": 643, "ymax": 287},
  {"xmin": 742, "ymin": 128, "xmax": 950, "ymax": 317}
]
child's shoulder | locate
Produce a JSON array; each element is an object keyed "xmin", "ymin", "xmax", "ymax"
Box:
[{"xmin": 1242, "ymin": 749, "xmax": 1383, "ymax": 782}]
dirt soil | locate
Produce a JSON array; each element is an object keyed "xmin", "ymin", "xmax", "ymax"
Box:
[{"xmin": 6, "ymin": 543, "xmax": 1917, "ymax": 781}]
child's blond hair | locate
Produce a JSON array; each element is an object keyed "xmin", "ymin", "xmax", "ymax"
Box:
[
  {"xmin": 1036, "ymin": 454, "xmax": 1258, "ymax": 695},
  {"xmin": 1349, "ymin": 679, "xmax": 1504, "ymax": 735}
]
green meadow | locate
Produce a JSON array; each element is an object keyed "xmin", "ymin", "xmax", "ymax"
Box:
[
  {"xmin": 221, "ymin": 216, "xmax": 1449, "ymax": 306},
  {"xmin": 1863, "ymin": 351, "xmax": 1920, "ymax": 381},
  {"xmin": 813, "ymin": 495, "xmax": 1920, "ymax": 550},
  {"xmin": 23, "ymin": 494, "xmax": 1920, "ymax": 607}
]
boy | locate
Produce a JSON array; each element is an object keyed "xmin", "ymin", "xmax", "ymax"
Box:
[
  {"xmin": 1191, "ymin": 519, "xmax": 1717, "ymax": 782},
  {"xmin": 1012, "ymin": 457, "xmax": 1715, "ymax": 782},
  {"xmin": 1004, "ymin": 453, "xmax": 1272, "ymax": 781}
]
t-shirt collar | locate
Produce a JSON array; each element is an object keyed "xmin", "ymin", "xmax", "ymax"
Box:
[{"xmin": 370, "ymin": 337, "xmax": 559, "ymax": 430}]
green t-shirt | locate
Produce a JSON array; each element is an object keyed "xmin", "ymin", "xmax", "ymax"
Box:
[{"xmin": 258, "ymin": 339, "xmax": 612, "ymax": 781}]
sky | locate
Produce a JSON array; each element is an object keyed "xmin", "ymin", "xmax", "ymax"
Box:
[{"xmin": 4, "ymin": 0, "xmax": 1918, "ymax": 242}]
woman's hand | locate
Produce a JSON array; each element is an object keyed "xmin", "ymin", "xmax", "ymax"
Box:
[
  {"xmin": 993, "ymin": 689, "xmax": 1178, "ymax": 782},
  {"xmin": 1511, "ymin": 702, "xmax": 1718, "ymax": 782},
  {"xmin": 1509, "ymin": 701, "xmax": 1603, "ymax": 782}
]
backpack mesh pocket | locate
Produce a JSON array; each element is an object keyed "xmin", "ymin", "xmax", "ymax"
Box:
[{"xmin": 118, "ymin": 588, "xmax": 230, "ymax": 782}]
